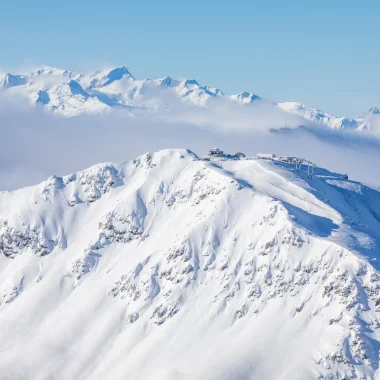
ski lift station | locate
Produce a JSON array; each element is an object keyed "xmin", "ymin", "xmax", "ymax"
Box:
[
  {"xmin": 199, "ymin": 147, "xmax": 351, "ymax": 182},
  {"xmin": 256, "ymin": 153, "xmax": 276, "ymax": 160},
  {"xmin": 200, "ymin": 148, "xmax": 329, "ymax": 180},
  {"xmin": 209, "ymin": 148, "xmax": 224, "ymax": 157},
  {"xmin": 200, "ymin": 148, "xmax": 246, "ymax": 161},
  {"xmin": 279, "ymin": 156, "xmax": 298, "ymax": 164}
]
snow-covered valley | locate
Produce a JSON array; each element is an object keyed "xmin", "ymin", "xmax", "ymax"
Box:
[{"xmin": 0, "ymin": 149, "xmax": 379, "ymax": 379}]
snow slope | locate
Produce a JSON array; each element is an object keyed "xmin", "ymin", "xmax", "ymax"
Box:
[
  {"xmin": 1, "ymin": 66, "xmax": 377, "ymax": 132},
  {"xmin": 0, "ymin": 149, "xmax": 379, "ymax": 380}
]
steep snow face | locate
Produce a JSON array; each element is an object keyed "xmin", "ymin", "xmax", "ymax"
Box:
[
  {"xmin": 0, "ymin": 149, "xmax": 379, "ymax": 380},
  {"xmin": 278, "ymin": 102, "xmax": 360, "ymax": 130}
]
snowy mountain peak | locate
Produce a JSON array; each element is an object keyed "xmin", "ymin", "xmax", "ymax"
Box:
[
  {"xmin": 368, "ymin": 106, "xmax": 380, "ymax": 115},
  {"xmin": 356, "ymin": 107, "xmax": 380, "ymax": 132},
  {"xmin": 31, "ymin": 66, "xmax": 82, "ymax": 79},
  {"xmin": 31, "ymin": 66, "xmax": 61, "ymax": 76},
  {"xmin": 0, "ymin": 73, "xmax": 27, "ymax": 88},
  {"xmin": 231, "ymin": 91, "xmax": 262, "ymax": 104},
  {"xmin": 183, "ymin": 78, "xmax": 200, "ymax": 86},
  {"xmin": 31, "ymin": 66, "xmax": 62, "ymax": 75},
  {"xmin": 89, "ymin": 66, "xmax": 134, "ymax": 88},
  {"xmin": 156, "ymin": 76, "xmax": 178, "ymax": 87},
  {"xmin": 278, "ymin": 101, "xmax": 359, "ymax": 130},
  {"xmin": 238, "ymin": 91, "xmax": 257, "ymax": 98}
]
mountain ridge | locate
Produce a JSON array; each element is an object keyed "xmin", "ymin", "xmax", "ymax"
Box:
[{"xmin": 1, "ymin": 66, "xmax": 378, "ymax": 132}]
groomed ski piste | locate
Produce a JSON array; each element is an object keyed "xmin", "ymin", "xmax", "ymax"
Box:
[{"xmin": 0, "ymin": 148, "xmax": 379, "ymax": 380}]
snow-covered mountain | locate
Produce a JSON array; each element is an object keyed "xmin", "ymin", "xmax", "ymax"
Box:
[
  {"xmin": 1, "ymin": 66, "xmax": 378, "ymax": 132},
  {"xmin": 0, "ymin": 148, "xmax": 379, "ymax": 379},
  {"xmin": 0, "ymin": 66, "xmax": 238, "ymax": 115},
  {"xmin": 357, "ymin": 107, "xmax": 380, "ymax": 132},
  {"xmin": 277, "ymin": 102, "xmax": 361, "ymax": 130}
]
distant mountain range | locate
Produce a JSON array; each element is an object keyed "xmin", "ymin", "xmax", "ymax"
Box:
[{"xmin": 1, "ymin": 66, "xmax": 378, "ymax": 131}]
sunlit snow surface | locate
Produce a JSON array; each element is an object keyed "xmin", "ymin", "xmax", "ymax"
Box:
[{"xmin": 0, "ymin": 149, "xmax": 379, "ymax": 379}]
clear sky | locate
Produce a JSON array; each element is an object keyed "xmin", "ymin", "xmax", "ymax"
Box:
[{"xmin": 1, "ymin": 0, "xmax": 379, "ymax": 117}]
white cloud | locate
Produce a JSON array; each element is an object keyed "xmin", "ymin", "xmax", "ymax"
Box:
[{"xmin": 1, "ymin": 95, "xmax": 380, "ymax": 191}]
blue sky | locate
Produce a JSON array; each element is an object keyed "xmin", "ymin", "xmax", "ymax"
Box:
[{"xmin": 1, "ymin": 0, "xmax": 379, "ymax": 117}]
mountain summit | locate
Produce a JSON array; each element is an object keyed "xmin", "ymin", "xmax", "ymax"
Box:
[{"xmin": 89, "ymin": 66, "xmax": 135, "ymax": 88}]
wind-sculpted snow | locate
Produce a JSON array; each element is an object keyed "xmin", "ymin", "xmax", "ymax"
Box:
[{"xmin": 0, "ymin": 149, "xmax": 379, "ymax": 379}]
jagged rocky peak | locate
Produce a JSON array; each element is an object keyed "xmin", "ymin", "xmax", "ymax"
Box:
[{"xmin": 156, "ymin": 76, "xmax": 178, "ymax": 87}]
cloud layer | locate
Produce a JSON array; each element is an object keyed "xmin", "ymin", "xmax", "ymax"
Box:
[{"xmin": 1, "ymin": 96, "xmax": 380, "ymax": 191}]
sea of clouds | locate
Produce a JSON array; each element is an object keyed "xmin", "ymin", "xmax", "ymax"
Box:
[{"xmin": 1, "ymin": 94, "xmax": 380, "ymax": 191}]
